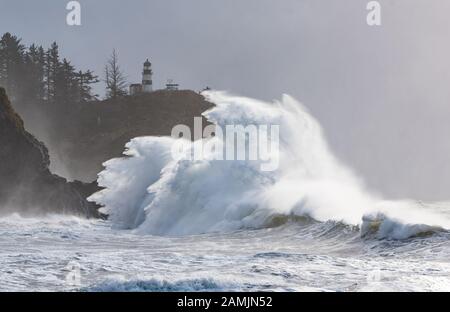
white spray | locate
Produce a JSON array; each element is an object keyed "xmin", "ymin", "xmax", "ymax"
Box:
[{"xmin": 89, "ymin": 91, "xmax": 450, "ymax": 237}]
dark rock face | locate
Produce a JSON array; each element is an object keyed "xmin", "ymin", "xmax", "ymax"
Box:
[
  {"xmin": 0, "ymin": 87, "xmax": 100, "ymax": 217},
  {"xmin": 45, "ymin": 90, "xmax": 214, "ymax": 182}
]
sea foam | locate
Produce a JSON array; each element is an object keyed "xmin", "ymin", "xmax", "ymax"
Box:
[{"xmin": 89, "ymin": 91, "xmax": 450, "ymax": 238}]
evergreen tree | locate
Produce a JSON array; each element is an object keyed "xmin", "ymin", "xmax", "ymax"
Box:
[
  {"xmin": 45, "ymin": 42, "xmax": 60, "ymax": 102},
  {"xmin": 0, "ymin": 33, "xmax": 25, "ymax": 100},
  {"xmin": 23, "ymin": 44, "xmax": 45, "ymax": 103},
  {"xmin": 0, "ymin": 33, "xmax": 100, "ymax": 107},
  {"xmin": 55, "ymin": 58, "xmax": 78, "ymax": 103},
  {"xmin": 36, "ymin": 46, "xmax": 46, "ymax": 101},
  {"xmin": 76, "ymin": 70, "xmax": 99, "ymax": 102}
]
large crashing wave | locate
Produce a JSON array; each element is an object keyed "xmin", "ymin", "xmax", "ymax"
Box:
[{"xmin": 89, "ymin": 91, "xmax": 450, "ymax": 238}]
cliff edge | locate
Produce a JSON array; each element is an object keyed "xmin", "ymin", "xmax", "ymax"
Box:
[
  {"xmin": 0, "ymin": 87, "xmax": 100, "ymax": 217},
  {"xmin": 47, "ymin": 90, "xmax": 214, "ymax": 181}
]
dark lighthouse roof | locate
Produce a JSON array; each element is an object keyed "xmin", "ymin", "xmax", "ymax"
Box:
[{"xmin": 144, "ymin": 59, "xmax": 151, "ymax": 66}]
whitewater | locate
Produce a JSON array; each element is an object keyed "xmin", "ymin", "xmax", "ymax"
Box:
[
  {"xmin": 91, "ymin": 91, "xmax": 450, "ymax": 238},
  {"xmin": 1, "ymin": 91, "xmax": 449, "ymax": 291}
]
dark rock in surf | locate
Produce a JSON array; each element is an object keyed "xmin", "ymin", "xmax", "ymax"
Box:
[{"xmin": 0, "ymin": 87, "xmax": 101, "ymax": 218}]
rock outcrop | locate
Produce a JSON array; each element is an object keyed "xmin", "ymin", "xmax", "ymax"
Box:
[
  {"xmin": 43, "ymin": 90, "xmax": 214, "ymax": 182},
  {"xmin": 0, "ymin": 87, "xmax": 100, "ymax": 217}
]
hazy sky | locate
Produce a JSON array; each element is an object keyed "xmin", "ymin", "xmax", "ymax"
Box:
[{"xmin": 2, "ymin": 0, "xmax": 450, "ymax": 200}]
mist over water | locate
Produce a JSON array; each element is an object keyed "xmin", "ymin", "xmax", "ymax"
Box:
[{"xmin": 89, "ymin": 91, "xmax": 450, "ymax": 238}]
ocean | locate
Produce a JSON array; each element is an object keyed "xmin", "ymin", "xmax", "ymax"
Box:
[
  {"xmin": 0, "ymin": 212, "xmax": 448, "ymax": 291},
  {"xmin": 1, "ymin": 91, "xmax": 449, "ymax": 291}
]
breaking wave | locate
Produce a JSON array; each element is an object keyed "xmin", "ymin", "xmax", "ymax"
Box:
[{"xmin": 89, "ymin": 91, "xmax": 450, "ymax": 239}]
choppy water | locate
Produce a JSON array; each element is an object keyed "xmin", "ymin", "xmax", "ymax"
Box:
[
  {"xmin": 2, "ymin": 92, "xmax": 449, "ymax": 291},
  {"xmin": 0, "ymin": 213, "xmax": 449, "ymax": 292}
]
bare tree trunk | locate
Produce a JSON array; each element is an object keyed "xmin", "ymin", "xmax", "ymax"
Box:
[{"xmin": 104, "ymin": 49, "xmax": 127, "ymax": 99}]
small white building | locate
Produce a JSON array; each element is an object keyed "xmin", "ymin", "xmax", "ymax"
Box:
[
  {"xmin": 129, "ymin": 59, "xmax": 153, "ymax": 95},
  {"xmin": 129, "ymin": 84, "xmax": 142, "ymax": 95},
  {"xmin": 165, "ymin": 79, "xmax": 179, "ymax": 91}
]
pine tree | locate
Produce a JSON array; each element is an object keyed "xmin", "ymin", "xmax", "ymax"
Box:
[
  {"xmin": 0, "ymin": 33, "xmax": 99, "ymax": 106},
  {"xmin": 36, "ymin": 46, "xmax": 46, "ymax": 101},
  {"xmin": 23, "ymin": 44, "xmax": 45, "ymax": 103},
  {"xmin": 55, "ymin": 58, "xmax": 78, "ymax": 103},
  {"xmin": 45, "ymin": 42, "xmax": 60, "ymax": 102},
  {"xmin": 0, "ymin": 33, "xmax": 25, "ymax": 100},
  {"xmin": 76, "ymin": 70, "xmax": 99, "ymax": 102}
]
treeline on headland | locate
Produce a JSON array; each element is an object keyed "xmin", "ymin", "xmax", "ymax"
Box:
[
  {"xmin": 0, "ymin": 32, "xmax": 130, "ymax": 114},
  {"xmin": 0, "ymin": 32, "xmax": 99, "ymax": 108},
  {"xmin": 0, "ymin": 32, "xmax": 134, "ymax": 176}
]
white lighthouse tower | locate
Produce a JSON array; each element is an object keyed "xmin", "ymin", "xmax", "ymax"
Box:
[{"xmin": 142, "ymin": 59, "xmax": 153, "ymax": 93}]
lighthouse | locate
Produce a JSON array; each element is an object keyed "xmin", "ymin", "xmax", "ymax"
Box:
[{"xmin": 142, "ymin": 59, "xmax": 153, "ymax": 93}]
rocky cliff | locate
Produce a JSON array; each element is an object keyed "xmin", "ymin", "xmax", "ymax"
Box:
[
  {"xmin": 0, "ymin": 87, "xmax": 100, "ymax": 217},
  {"xmin": 44, "ymin": 90, "xmax": 214, "ymax": 182}
]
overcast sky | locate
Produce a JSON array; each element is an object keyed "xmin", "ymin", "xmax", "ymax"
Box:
[{"xmin": 1, "ymin": 0, "xmax": 450, "ymax": 200}]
